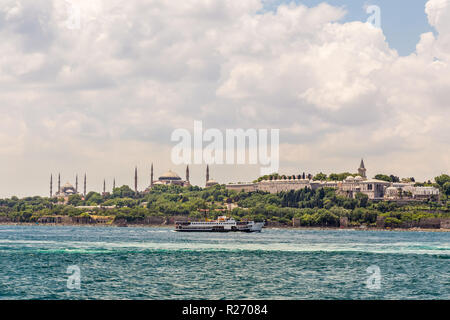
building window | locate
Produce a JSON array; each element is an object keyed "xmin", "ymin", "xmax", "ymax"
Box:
[{"xmin": 368, "ymin": 184, "xmax": 373, "ymax": 190}]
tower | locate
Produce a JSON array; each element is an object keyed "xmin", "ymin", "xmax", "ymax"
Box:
[
  {"xmin": 103, "ymin": 179, "xmax": 106, "ymax": 194},
  {"xmin": 358, "ymin": 159, "xmax": 367, "ymax": 179},
  {"xmin": 83, "ymin": 173, "xmax": 86, "ymax": 197},
  {"xmin": 58, "ymin": 173, "xmax": 61, "ymax": 194},
  {"xmin": 150, "ymin": 163, "xmax": 154, "ymax": 187},
  {"xmin": 75, "ymin": 174, "xmax": 78, "ymax": 193},
  {"xmin": 134, "ymin": 166, "xmax": 138, "ymax": 193},
  {"xmin": 186, "ymin": 164, "xmax": 190, "ymax": 183},
  {"xmin": 50, "ymin": 174, "xmax": 53, "ymax": 198},
  {"xmin": 206, "ymin": 165, "xmax": 209, "ymax": 185},
  {"xmin": 113, "ymin": 178, "xmax": 116, "ymax": 190}
]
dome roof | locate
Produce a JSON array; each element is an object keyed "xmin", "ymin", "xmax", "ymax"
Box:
[
  {"xmin": 354, "ymin": 175, "xmax": 363, "ymax": 181},
  {"xmin": 345, "ymin": 176, "xmax": 355, "ymax": 181},
  {"xmin": 63, "ymin": 182, "xmax": 74, "ymax": 189},
  {"xmin": 159, "ymin": 170, "xmax": 181, "ymax": 180},
  {"xmin": 206, "ymin": 179, "xmax": 219, "ymax": 187}
]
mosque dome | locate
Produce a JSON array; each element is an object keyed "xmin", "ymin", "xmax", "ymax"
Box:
[
  {"xmin": 354, "ymin": 175, "xmax": 363, "ymax": 181},
  {"xmin": 159, "ymin": 170, "xmax": 181, "ymax": 180},
  {"xmin": 206, "ymin": 179, "xmax": 219, "ymax": 187},
  {"xmin": 345, "ymin": 176, "xmax": 355, "ymax": 182},
  {"xmin": 62, "ymin": 182, "xmax": 74, "ymax": 189}
]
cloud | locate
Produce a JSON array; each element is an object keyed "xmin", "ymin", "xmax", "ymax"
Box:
[{"xmin": 0, "ymin": 0, "xmax": 448, "ymax": 196}]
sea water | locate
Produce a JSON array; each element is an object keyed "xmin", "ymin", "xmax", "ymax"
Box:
[{"xmin": 0, "ymin": 225, "xmax": 448, "ymax": 299}]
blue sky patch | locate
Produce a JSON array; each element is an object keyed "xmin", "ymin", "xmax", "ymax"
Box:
[{"xmin": 262, "ymin": 0, "xmax": 435, "ymax": 56}]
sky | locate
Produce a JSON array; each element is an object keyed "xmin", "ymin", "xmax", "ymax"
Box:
[
  {"xmin": 0, "ymin": 0, "xmax": 449, "ymax": 197},
  {"xmin": 262, "ymin": 0, "xmax": 435, "ymax": 56}
]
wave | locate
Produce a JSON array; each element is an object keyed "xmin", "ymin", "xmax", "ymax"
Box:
[{"xmin": 0, "ymin": 240, "xmax": 448, "ymax": 255}]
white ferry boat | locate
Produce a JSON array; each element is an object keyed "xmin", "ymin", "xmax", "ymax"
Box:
[{"xmin": 175, "ymin": 216, "xmax": 264, "ymax": 233}]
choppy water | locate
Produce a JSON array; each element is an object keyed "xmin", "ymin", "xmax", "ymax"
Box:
[{"xmin": 0, "ymin": 225, "xmax": 448, "ymax": 299}]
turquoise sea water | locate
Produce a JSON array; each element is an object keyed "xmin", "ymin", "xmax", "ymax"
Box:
[{"xmin": 0, "ymin": 225, "xmax": 448, "ymax": 300}]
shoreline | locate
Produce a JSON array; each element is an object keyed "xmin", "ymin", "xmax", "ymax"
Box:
[{"xmin": 0, "ymin": 222, "xmax": 448, "ymax": 232}]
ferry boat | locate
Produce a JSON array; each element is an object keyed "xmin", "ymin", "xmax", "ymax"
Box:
[{"xmin": 175, "ymin": 216, "xmax": 264, "ymax": 233}]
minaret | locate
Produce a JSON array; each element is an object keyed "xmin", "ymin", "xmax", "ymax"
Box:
[
  {"xmin": 83, "ymin": 173, "xmax": 86, "ymax": 197},
  {"xmin": 75, "ymin": 174, "xmax": 78, "ymax": 193},
  {"xmin": 206, "ymin": 165, "xmax": 209, "ymax": 184},
  {"xmin": 50, "ymin": 174, "xmax": 53, "ymax": 198},
  {"xmin": 358, "ymin": 158, "xmax": 367, "ymax": 179},
  {"xmin": 150, "ymin": 163, "xmax": 154, "ymax": 187},
  {"xmin": 103, "ymin": 179, "xmax": 106, "ymax": 194},
  {"xmin": 113, "ymin": 178, "xmax": 116, "ymax": 190},
  {"xmin": 186, "ymin": 165, "xmax": 190, "ymax": 183},
  {"xmin": 58, "ymin": 173, "xmax": 61, "ymax": 194},
  {"xmin": 134, "ymin": 166, "xmax": 138, "ymax": 193}
]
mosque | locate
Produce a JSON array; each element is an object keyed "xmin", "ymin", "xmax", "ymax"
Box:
[
  {"xmin": 49, "ymin": 164, "xmax": 218, "ymax": 198},
  {"xmin": 144, "ymin": 164, "xmax": 218, "ymax": 190}
]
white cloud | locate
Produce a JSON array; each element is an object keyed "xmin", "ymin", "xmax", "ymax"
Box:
[{"xmin": 0, "ymin": 0, "xmax": 448, "ymax": 196}]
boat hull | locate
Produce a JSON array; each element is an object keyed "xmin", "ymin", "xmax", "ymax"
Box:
[
  {"xmin": 175, "ymin": 222, "xmax": 264, "ymax": 233},
  {"xmin": 174, "ymin": 228, "xmax": 257, "ymax": 232}
]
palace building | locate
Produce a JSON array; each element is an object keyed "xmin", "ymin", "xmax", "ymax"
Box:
[{"xmin": 226, "ymin": 159, "xmax": 440, "ymax": 201}]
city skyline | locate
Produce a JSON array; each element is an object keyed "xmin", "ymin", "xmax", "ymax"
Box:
[{"xmin": 44, "ymin": 158, "xmax": 443, "ymax": 199}]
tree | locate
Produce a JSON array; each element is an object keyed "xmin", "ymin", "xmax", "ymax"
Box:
[
  {"xmin": 355, "ymin": 192, "xmax": 368, "ymax": 208},
  {"xmin": 67, "ymin": 194, "xmax": 83, "ymax": 206},
  {"xmin": 85, "ymin": 192, "xmax": 102, "ymax": 205},
  {"xmin": 435, "ymin": 174, "xmax": 450, "ymax": 189},
  {"xmin": 374, "ymin": 174, "xmax": 392, "ymax": 182},
  {"xmin": 329, "ymin": 172, "xmax": 353, "ymax": 181},
  {"xmin": 113, "ymin": 185, "xmax": 135, "ymax": 198},
  {"xmin": 443, "ymin": 182, "xmax": 450, "ymax": 197},
  {"xmin": 313, "ymin": 172, "xmax": 327, "ymax": 181}
]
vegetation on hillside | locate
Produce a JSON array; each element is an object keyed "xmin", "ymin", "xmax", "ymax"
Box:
[{"xmin": 0, "ymin": 175, "xmax": 448, "ymax": 228}]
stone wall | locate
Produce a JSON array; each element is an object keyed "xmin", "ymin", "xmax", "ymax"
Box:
[
  {"xmin": 165, "ymin": 215, "xmax": 190, "ymax": 225},
  {"xmin": 376, "ymin": 216, "xmax": 386, "ymax": 228},
  {"xmin": 292, "ymin": 218, "xmax": 301, "ymax": 227},
  {"xmin": 418, "ymin": 218, "xmax": 441, "ymax": 229},
  {"xmin": 339, "ymin": 217, "xmax": 348, "ymax": 228},
  {"xmin": 440, "ymin": 218, "xmax": 450, "ymax": 229}
]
